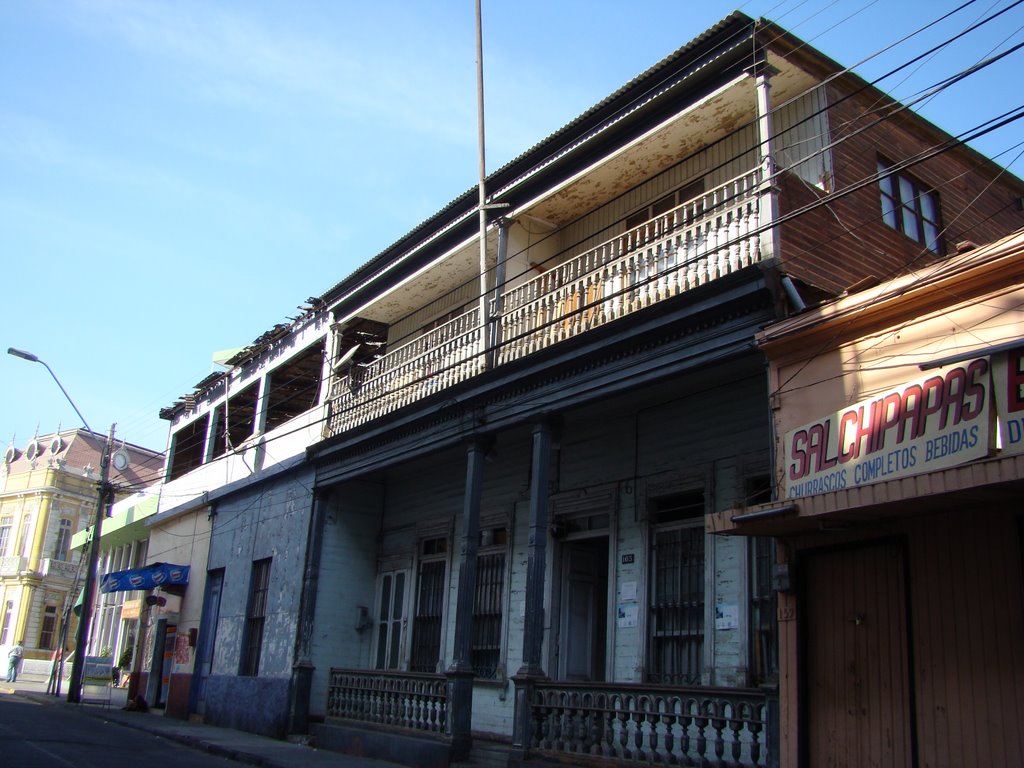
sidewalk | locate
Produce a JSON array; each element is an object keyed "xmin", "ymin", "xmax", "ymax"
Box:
[{"xmin": 1, "ymin": 676, "xmax": 406, "ymax": 768}]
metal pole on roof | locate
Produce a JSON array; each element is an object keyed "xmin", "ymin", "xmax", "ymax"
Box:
[{"xmin": 475, "ymin": 0, "xmax": 490, "ymax": 371}]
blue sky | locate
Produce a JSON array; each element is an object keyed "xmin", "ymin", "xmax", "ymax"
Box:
[{"xmin": 2, "ymin": 0, "xmax": 1022, "ymax": 457}]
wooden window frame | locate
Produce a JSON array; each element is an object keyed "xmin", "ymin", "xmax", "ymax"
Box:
[{"xmin": 878, "ymin": 157, "xmax": 942, "ymax": 253}]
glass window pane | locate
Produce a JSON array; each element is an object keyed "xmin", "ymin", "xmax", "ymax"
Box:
[
  {"xmin": 392, "ymin": 572, "xmax": 405, "ymax": 616},
  {"xmin": 388, "ymin": 620, "xmax": 401, "ymax": 668},
  {"xmin": 379, "ymin": 575, "xmax": 392, "ymax": 619},
  {"xmin": 881, "ymin": 196, "xmax": 898, "ymax": 228},
  {"xmin": 901, "ymin": 205, "xmax": 919, "ymax": 240},
  {"xmin": 920, "ymin": 192, "xmax": 938, "ymax": 223},
  {"xmin": 923, "ymin": 221, "xmax": 940, "ymax": 252},
  {"xmin": 898, "ymin": 176, "xmax": 916, "ymax": 207},
  {"xmin": 878, "ymin": 170, "xmax": 893, "ymax": 197},
  {"xmin": 376, "ymin": 624, "xmax": 388, "ymax": 668}
]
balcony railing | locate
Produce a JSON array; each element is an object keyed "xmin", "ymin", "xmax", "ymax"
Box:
[
  {"xmin": 525, "ymin": 680, "xmax": 772, "ymax": 767},
  {"xmin": 0, "ymin": 556, "xmax": 28, "ymax": 577},
  {"xmin": 41, "ymin": 557, "xmax": 79, "ymax": 580},
  {"xmin": 326, "ymin": 668, "xmax": 448, "ymax": 736},
  {"xmin": 326, "ymin": 308, "xmax": 483, "ymax": 434},
  {"xmin": 324, "ymin": 169, "xmax": 763, "ymax": 439}
]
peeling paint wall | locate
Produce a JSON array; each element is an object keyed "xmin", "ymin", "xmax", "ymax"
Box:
[
  {"xmin": 308, "ymin": 480, "xmax": 382, "ymax": 717},
  {"xmin": 203, "ymin": 466, "xmax": 315, "ymax": 735}
]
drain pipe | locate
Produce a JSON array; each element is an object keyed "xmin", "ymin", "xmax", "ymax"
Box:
[{"xmin": 780, "ymin": 275, "xmax": 807, "ymax": 313}]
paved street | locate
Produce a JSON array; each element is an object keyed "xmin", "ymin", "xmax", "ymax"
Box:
[
  {"xmin": 0, "ymin": 678, "xmax": 406, "ymax": 768},
  {"xmin": 0, "ymin": 693, "xmax": 236, "ymax": 768}
]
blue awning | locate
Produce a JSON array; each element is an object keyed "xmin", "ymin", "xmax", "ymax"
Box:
[{"xmin": 99, "ymin": 562, "xmax": 190, "ymax": 593}]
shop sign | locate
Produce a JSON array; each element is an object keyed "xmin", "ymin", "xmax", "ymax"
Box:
[
  {"xmin": 784, "ymin": 358, "xmax": 992, "ymax": 498},
  {"xmin": 121, "ymin": 599, "xmax": 141, "ymax": 620},
  {"xmin": 992, "ymin": 346, "xmax": 1024, "ymax": 456}
]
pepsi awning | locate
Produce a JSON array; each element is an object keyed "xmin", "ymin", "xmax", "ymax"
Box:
[{"xmin": 99, "ymin": 562, "xmax": 190, "ymax": 593}]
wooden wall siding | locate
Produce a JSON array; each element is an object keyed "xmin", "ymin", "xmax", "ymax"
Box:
[
  {"xmin": 388, "ymin": 278, "xmax": 479, "ymax": 347},
  {"xmin": 804, "ymin": 540, "xmax": 912, "ymax": 768},
  {"xmin": 556, "ymin": 126, "xmax": 759, "ymax": 264},
  {"xmin": 548, "ymin": 370, "xmax": 769, "ymax": 686},
  {"xmin": 780, "ymin": 81, "xmax": 1024, "ymax": 295},
  {"xmin": 909, "ymin": 508, "xmax": 1024, "ymax": 768},
  {"xmin": 775, "ymin": 87, "xmax": 833, "ymax": 191},
  {"xmin": 636, "ymin": 371, "xmax": 768, "ymax": 483},
  {"xmin": 778, "ymin": 507, "xmax": 1024, "ymax": 767}
]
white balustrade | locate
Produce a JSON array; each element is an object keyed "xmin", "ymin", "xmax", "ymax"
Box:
[{"xmin": 324, "ymin": 168, "xmax": 765, "ymax": 438}]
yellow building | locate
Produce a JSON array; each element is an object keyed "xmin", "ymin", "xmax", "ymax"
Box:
[{"xmin": 0, "ymin": 429, "xmax": 161, "ymax": 673}]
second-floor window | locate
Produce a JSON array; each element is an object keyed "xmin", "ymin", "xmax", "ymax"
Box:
[
  {"xmin": 18, "ymin": 516, "xmax": 32, "ymax": 556},
  {"xmin": 53, "ymin": 518, "xmax": 73, "ymax": 562},
  {"xmin": 878, "ymin": 158, "xmax": 941, "ymax": 254},
  {"xmin": 0, "ymin": 516, "xmax": 12, "ymax": 556},
  {"xmin": 1, "ymin": 600, "xmax": 12, "ymax": 644}
]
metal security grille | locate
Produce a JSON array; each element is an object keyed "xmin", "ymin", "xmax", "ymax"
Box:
[
  {"xmin": 648, "ymin": 491, "xmax": 705, "ymax": 685},
  {"xmin": 241, "ymin": 558, "xmax": 271, "ymax": 676},
  {"xmin": 410, "ymin": 559, "xmax": 446, "ymax": 673},
  {"xmin": 471, "ymin": 551, "xmax": 505, "ymax": 678}
]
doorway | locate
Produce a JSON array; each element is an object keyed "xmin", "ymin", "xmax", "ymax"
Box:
[
  {"xmin": 802, "ymin": 540, "xmax": 914, "ymax": 767},
  {"xmin": 556, "ymin": 538, "xmax": 609, "ymax": 681}
]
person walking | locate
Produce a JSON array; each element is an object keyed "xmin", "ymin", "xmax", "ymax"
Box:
[{"xmin": 7, "ymin": 639, "xmax": 24, "ymax": 683}]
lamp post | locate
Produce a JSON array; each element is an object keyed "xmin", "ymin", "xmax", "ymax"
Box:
[{"xmin": 7, "ymin": 347, "xmax": 115, "ymax": 704}]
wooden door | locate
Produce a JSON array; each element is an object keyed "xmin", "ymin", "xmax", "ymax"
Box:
[{"xmin": 804, "ymin": 541, "xmax": 913, "ymax": 768}]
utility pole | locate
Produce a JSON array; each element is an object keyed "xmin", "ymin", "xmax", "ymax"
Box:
[{"xmin": 66, "ymin": 423, "xmax": 115, "ymax": 703}]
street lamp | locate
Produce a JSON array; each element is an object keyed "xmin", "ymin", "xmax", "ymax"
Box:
[{"xmin": 7, "ymin": 347, "xmax": 115, "ymax": 704}]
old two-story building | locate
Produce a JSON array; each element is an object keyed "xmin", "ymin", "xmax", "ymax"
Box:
[
  {"xmin": 0, "ymin": 428, "xmax": 160, "ymax": 682},
  {"xmin": 710, "ymin": 228, "xmax": 1024, "ymax": 768},
  {"xmin": 148, "ymin": 11, "xmax": 1024, "ymax": 768}
]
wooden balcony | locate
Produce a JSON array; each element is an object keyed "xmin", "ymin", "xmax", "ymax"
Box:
[{"xmin": 324, "ymin": 169, "xmax": 764, "ymax": 439}]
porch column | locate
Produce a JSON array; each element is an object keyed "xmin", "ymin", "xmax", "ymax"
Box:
[
  {"xmin": 486, "ymin": 218, "xmax": 510, "ymax": 370},
  {"xmin": 288, "ymin": 490, "xmax": 329, "ymax": 734},
  {"xmin": 751, "ymin": 60, "xmax": 781, "ymax": 263},
  {"xmin": 446, "ymin": 435, "xmax": 491, "ymax": 761},
  {"xmin": 512, "ymin": 415, "xmax": 558, "ymax": 754}
]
